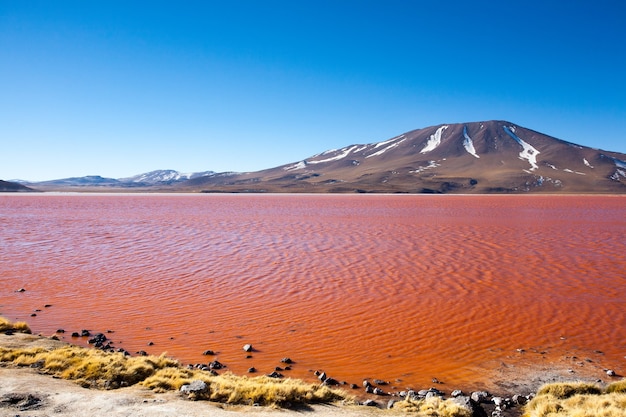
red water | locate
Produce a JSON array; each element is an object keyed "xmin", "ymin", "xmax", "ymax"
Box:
[{"xmin": 1, "ymin": 194, "xmax": 625, "ymax": 392}]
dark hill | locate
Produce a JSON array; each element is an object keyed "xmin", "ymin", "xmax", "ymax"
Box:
[{"xmin": 0, "ymin": 180, "xmax": 36, "ymax": 192}]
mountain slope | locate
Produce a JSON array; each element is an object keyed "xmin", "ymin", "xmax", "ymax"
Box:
[
  {"xmin": 181, "ymin": 120, "xmax": 626, "ymax": 193},
  {"xmin": 0, "ymin": 180, "xmax": 36, "ymax": 192}
]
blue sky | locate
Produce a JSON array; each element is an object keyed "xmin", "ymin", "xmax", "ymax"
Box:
[{"xmin": 1, "ymin": 1, "xmax": 625, "ymax": 181}]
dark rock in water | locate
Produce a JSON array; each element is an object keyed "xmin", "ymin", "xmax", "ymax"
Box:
[
  {"xmin": 373, "ymin": 379, "xmax": 388, "ymax": 385},
  {"xmin": 56, "ymin": 329, "xmax": 65, "ymax": 333},
  {"xmin": 363, "ymin": 379, "xmax": 372, "ymax": 388},
  {"xmin": 275, "ymin": 366, "xmax": 283, "ymax": 371},
  {"xmin": 372, "ymin": 387, "xmax": 386, "ymax": 396},
  {"xmin": 451, "ymin": 389, "xmax": 464, "ymax": 397},
  {"xmin": 71, "ymin": 332, "xmax": 80, "ymax": 337},
  {"xmin": 350, "ymin": 383, "xmax": 359, "ymax": 389},
  {"xmin": 280, "ymin": 357, "xmax": 293, "ymax": 364},
  {"xmin": 148, "ymin": 341, "xmax": 154, "ymax": 346},
  {"xmin": 88, "ymin": 333, "xmax": 107, "ymax": 345},
  {"xmin": 30, "ymin": 313, "xmax": 37, "ymax": 317},
  {"xmin": 208, "ymin": 360, "xmax": 224, "ymax": 370},
  {"xmin": 365, "ymin": 385, "xmax": 374, "ymax": 394},
  {"xmin": 267, "ymin": 371, "xmax": 283, "ymax": 378},
  {"xmin": 284, "ymin": 366, "xmax": 291, "ymax": 371},
  {"xmin": 607, "ymin": 369, "xmax": 616, "ymax": 376},
  {"xmin": 243, "ymin": 344, "xmax": 253, "ymax": 352},
  {"xmin": 202, "ymin": 350, "xmax": 215, "ymax": 356},
  {"xmin": 136, "ymin": 350, "xmax": 148, "ymax": 356},
  {"xmin": 318, "ymin": 371, "xmax": 327, "ymax": 381},
  {"xmin": 248, "ymin": 367, "xmax": 256, "ymax": 373},
  {"xmin": 16, "ymin": 288, "xmax": 26, "ymax": 292},
  {"xmin": 81, "ymin": 329, "xmax": 91, "ymax": 337},
  {"xmin": 44, "ymin": 304, "xmax": 52, "ymax": 308}
]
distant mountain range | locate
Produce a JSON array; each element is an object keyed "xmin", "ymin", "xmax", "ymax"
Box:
[
  {"xmin": 5, "ymin": 121, "xmax": 626, "ymax": 193},
  {"xmin": 9, "ymin": 170, "xmax": 215, "ymax": 191}
]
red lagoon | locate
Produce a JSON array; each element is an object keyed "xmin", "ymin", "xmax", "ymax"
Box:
[{"xmin": 1, "ymin": 194, "xmax": 624, "ymax": 392}]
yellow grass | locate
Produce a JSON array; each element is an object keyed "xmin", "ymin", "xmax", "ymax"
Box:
[
  {"xmin": 0, "ymin": 317, "xmax": 32, "ymax": 333},
  {"xmin": 536, "ymin": 382, "xmax": 602, "ymax": 399},
  {"xmin": 0, "ymin": 341, "xmax": 347, "ymax": 407},
  {"xmin": 606, "ymin": 380, "xmax": 626, "ymax": 394},
  {"xmin": 391, "ymin": 396, "xmax": 472, "ymax": 417},
  {"xmin": 524, "ymin": 381, "xmax": 626, "ymax": 417}
]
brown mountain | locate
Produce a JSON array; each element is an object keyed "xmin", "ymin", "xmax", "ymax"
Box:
[{"xmin": 180, "ymin": 120, "xmax": 626, "ymax": 193}]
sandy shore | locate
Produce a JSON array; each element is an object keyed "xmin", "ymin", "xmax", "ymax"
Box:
[
  {"xmin": 0, "ymin": 333, "xmax": 379, "ymax": 417},
  {"xmin": 1, "ymin": 366, "xmax": 387, "ymax": 417}
]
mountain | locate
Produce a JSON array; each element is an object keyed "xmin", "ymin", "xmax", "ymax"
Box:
[
  {"xmin": 0, "ymin": 180, "xmax": 36, "ymax": 192},
  {"xmin": 25, "ymin": 170, "xmax": 215, "ymax": 191},
  {"xmin": 119, "ymin": 170, "xmax": 215, "ymax": 185},
  {"xmin": 179, "ymin": 120, "xmax": 626, "ymax": 194}
]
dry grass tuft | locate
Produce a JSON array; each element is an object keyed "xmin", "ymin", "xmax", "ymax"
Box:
[
  {"xmin": 606, "ymin": 379, "xmax": 626, "ymax": 394},
  {"xmin": 0, "ymin": 344, "xmax": 180, "ymax": 388},
  {"xmin": 204, "ymin": 373, "xmax": 345, "ymax": 406},
  {"xmin": 392, "ymin": 396, "xmax": 472, "ymax": 417},
  {"xmin": 524, "ymin": 380, "xmax": 626, "ymax": 417},
  {"xmin": 536, "ymin": 382, "xmax": 602, "ymax": 399},
  {"xmin": 0, "ymin": 341, "xmax": 347, "ymax": 407},
  {"xmin": 0, "ymin": 317, "xmax": 32, "ymax": 334}
]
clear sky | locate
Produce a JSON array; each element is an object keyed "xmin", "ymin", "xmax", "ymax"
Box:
[{"xmin": 1, "ymin": 0, "xmax": 625, "ymax": 181}]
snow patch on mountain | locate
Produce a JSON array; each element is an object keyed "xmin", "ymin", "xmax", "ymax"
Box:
[
  {"xmin": 420, "ymin": 125, "xmax": 449, "ymax": 154},
  {"xmin": 366, "ymin": 137, "xmax": 406, "ymax": 158},
  {"xmin": 614, "ymin": 158, "xmax": 626, "ymax": 169},
  {"xmin": 503, "ymin": 126, "xmax": 540, "ymax": 171},
  {"xmin": 409, "ymin": 160, "xmax": 440, "ymax": 173},
  {"xmin": 307, "ymin": 146, "xmax": 358, "ymax": 164},
  {"xmin": 283, "ymin": 161, "xmax": 307, "ymax": 171},
  {"xmin": 462, "ymin": 126, "xmax": 480, "ymax": 158},
  {"xmin": 583, "ymin": 158, "xmax": 594, "ymax": 168},
  {"xmin": 373, "ymin": 134, "xmax": 404, "ymax": 149},
  {"xmin": 563, "ymin": 169, "xmax": 586, "ymax": 175}
]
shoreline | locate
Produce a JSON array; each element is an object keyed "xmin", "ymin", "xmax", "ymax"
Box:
[{"xmin": 2, "ymin": 332, "xmax": 623, "ymax": 417}]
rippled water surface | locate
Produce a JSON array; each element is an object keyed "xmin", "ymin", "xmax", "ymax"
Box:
[{"xmin": 1, "ymin": 194, "xmax": 625, "ymax": 390}]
